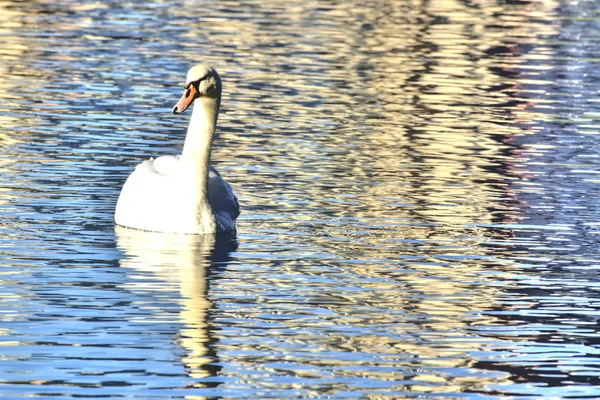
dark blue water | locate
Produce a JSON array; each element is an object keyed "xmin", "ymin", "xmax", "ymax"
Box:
[{"xmin": 2, "ymin": 0, "xmax": 600, "ymax": 397}]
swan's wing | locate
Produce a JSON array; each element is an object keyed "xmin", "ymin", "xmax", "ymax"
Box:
[
  {"xmin": 115, "ymin": 156, "xmax": 175, "ymax": 229},
  {"xmin": 208, "ymin": 165, "xmax": 240, "ymax": 224},
  {"xmin": 138, "ymin": 155, "xmax": 181, "ymax": 176}
]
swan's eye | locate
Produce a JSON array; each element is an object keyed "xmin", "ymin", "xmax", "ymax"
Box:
[{"xmin": 185, "ymin": 88, "xmax": 192, "ymax": 99}]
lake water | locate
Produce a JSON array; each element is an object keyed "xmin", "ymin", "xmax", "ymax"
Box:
[{"xmin": 2, "ymin": 0, "xmax": 600, "ymax": 398}]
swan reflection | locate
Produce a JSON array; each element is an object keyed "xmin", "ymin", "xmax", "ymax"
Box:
[{"xmin": 115, "ymin": 226, "xmax": 237, "ymax": 381}]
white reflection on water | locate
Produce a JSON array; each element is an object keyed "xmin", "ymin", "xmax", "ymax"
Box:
[{"xmin": 115, "ymin": 226, "xmax": 237, "ymax": 382}]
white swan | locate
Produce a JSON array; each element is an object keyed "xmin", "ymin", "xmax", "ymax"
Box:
[{"xmin": 115, "ymin": 64, "xmax": 239, "ymax": 234}]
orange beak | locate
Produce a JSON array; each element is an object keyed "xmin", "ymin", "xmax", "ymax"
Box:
[{"xmin": 172, "ymin": 84, "xmax": 199, "ymax": 114}]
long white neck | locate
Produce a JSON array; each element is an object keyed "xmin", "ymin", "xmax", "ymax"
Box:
[
  {"xmin": 181, "ymin": 96, "xmax": 219, "ymax": 198},
  {"xmin": 180, "ymin": 96, "xmax": 220, "ymax": 231}
]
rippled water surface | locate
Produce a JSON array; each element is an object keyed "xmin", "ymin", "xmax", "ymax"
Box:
[{"xmin": 3, "ymin": 0, "xmax": 600, "ymax": 398}]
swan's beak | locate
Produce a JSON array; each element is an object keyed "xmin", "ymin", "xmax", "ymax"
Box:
[{"xmin": 172, "ymin": 84, "xmax": 198, "ymax": 114}]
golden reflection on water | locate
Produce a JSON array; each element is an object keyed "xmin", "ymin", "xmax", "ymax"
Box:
[
  {"xmin": 208, "ymin": 0, "xmax": 559, "ymax": 230},
  {"xmin": 208, "ymin": 1, "xmax": 562, "ymax": 394}
]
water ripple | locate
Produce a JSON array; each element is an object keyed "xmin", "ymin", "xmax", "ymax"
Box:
[{"xmin": 2, "ymin": 0, "xmax": 600, "ymax": 397}]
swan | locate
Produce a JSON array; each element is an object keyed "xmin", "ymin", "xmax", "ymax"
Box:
[{"xmin": 115, "ymin": 64, "xmax": 239, "ymax": 234}]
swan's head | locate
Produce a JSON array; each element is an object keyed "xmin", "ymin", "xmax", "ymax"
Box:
[{"xmin": 172, "ymin": 64, "xmax": 221, "ymax": 114}]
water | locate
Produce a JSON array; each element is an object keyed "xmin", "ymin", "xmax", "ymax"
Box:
[{"xmin": 2, "ymin": 0, "xmax": 600, "ymax": 397}]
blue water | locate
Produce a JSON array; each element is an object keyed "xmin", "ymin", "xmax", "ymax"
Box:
[{"xmin": 2, "ymin": 0, "xmax": 600, "ymax": 398}]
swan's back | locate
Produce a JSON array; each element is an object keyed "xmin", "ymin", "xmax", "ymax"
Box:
[{"xmin": 115, "ymin": 156, "xmax": 239, "ymax": 234}]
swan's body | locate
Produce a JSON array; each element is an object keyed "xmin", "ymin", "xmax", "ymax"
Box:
[{"xmin": 115, "ymin": 65, "xmax": 239, "ymax": 234}]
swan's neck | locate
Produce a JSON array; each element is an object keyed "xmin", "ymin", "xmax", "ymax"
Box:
[
  {"xmin": 181, "ymin": 96, "xmax": 219, "ymax": 197},
  {"xmin": 179, "ymin": 96, "xmax": 220, "ymax": 230}
]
